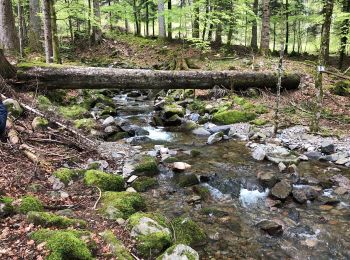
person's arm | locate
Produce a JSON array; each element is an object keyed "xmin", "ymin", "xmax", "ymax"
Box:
[{"xmin": 0, "ymin": 99, "xmax": 8, "ymax": 136}]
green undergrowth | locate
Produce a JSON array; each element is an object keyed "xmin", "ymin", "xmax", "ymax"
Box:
[
  {"xmin": 171, "ymin": 217, "xmax": 206, "ymax": 246},
  {"xmin": 84, "ymin": 170, "xmax": 125, "ymax": 191},
  {"xmin": 19, "ymin": 195, "xmax": 44, "ymax": 214},
  {"xmin": 134, "ymin": 156, "xmax": 159, "ymax": 176},
  {"xmin": 27, "ymin": 211, "xmax": 86, "ymax": 228},
  {"xmin": 100, "ymin": 230, "xmax": 133, "ymax": 259},
  {"xmin": 131, "ymin": 177, "xmax": 158, "ymax": 192},
  {"xmin": 212, "ymin": 110, "xmax": 256, "ymax": 125},
  {"xmin": 53, "ymin": 168, "xmax": 82, "ymax": 185}
]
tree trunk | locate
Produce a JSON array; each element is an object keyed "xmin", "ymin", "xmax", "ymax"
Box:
[
  {"xmin": 133, "ymin": 0, "xmax": 140, "ymax": 35},
  {"xmin": 202, "ymin": 0, "xmax": 210, "ymax": 40},
  {"xmin": 312, "ymin": 0, "xmax": 334, "ymax": 132},
  {"xmin": 146, "ymin": 2, "xmax": 149, "ymax": 36},
  {"xmin": 92, "ymin": 0, "xmax": 102, "ymax": 44},
  {"xmin": 260, "ymin": 0, "xmax": 270, "ymax": 55},
  {"xmin": 42, "ymin": 0, "xmax": 53, "ymax": 63},
  {"xmin": 16, "ymin": 66, "xmax": 301, "ymax": 90},
  {"xmin": 284, "ymin": 0, "xmax": 289, "ymax": 54},
  {"xmin": 17, "ymin": 0, "xmax": 25, "ymax": 57},
  {"xmin": 51, "ymin": 0, "xmax": 61, "ymax": 63},
  {"xmin": 192, "ymin": 0, "xmax": 200, "ymax": 38},
  {"xmin": 158, "ymin": 0, "xmax": 166, "ymax": 38},
  {"xmin": 251, "ymin": 0, "xmax": 258, "ymax": 50},
  {"xmin": 214, "ymin": 23, "xmax": 222, "ymax": 46},
  {"xmin": 339, "ymin": 0, "xmax": 350, "ymax": 69},
  {"xmin": 0, "ymin": 0, "xmax": 20, "ymax": 53},
  {"xmin": 0, "ymin": 49, "xmax": 16, "ymax": 78},
  {"xmin": 167, "ymin": 0, "xmax": 172, "ymax": 39}
]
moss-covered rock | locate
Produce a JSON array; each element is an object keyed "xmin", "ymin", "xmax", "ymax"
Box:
[
  {"xmin": 27, "ymin": 211, "xmax": 86, "ymax": 228},
  {"xmin": 84, "ymin": 170, "xmax": 125, "ymax": 191},
  {"xmin": 157, "ymin": 244, "xmax": 199, "ymax": 260},
  {"xmin": 176, "ymin": 173, "xmax": 199, "ymax": 187},
  {"xmin": 162, "ymin": 104, "xmax": 185, "ymax": 119},
  {"xmin": 331, "ymin": 80, "xmax": 350, "ymax": 97},
  {"xmin": 74, "ymin": 118, "xmax": 96, "ymax": 130},
  {"xmin": 134, "ymin": 156, "xmax": 159, "ymax": 176},
  {"xmin": 251, "ymin": 118, "xmax": 268, "ymax": 126},
  {"xmin": 171, "ymin": 217, "xmax": 206, "ymax": 246},
  {"xmin": 3, "ymin": 98, "xmax": 23, "ymax": 118},
  {"xmin": 32, "ymin": 116, "xmax": 49, "ymax": 130},
  {"xmin": 107, "ymin": 132, "xmax": 129, "ymax": 141},
  {"xmin": 31, "ymin": 229, "xmax": 93, "ymax": 260},
  {"xmin": 100, "ymin": 230, "xmax": 133, "ymax": 260},
  {"xmin": 19, "ymin": 195, "xmax": 44, "ymax": 214},
  {"xmin": 192, "ymin": 185, "xmax": 211, "ymax": 201},
  {"xmin": 53, "ymin": 168, "xmax": 80, "ymax": 185},
  {"xmin": 100, "ymin": 191, "xmax": 146, "ymax": 219},
  {"xmin": 128, "ymin": 212, "xmax": 169, "ymax": 228},
  {"xmin": 131, "ymin": 177, "xmax": 158, "ymax": 192},
  {"xmin": 188, "ymin": 100, "xmax": 206, "ymax": 115},
  {"xmin": 0, "ymin": 196, "xmax": 15, "ymax": 218},
  {"xmin": 59, "ymin": 105, "xmax": 88, "ymax": 119},
  {"xmin": 212, "ymin": 110, "xmax": 256, "ymax": 125},
  {"xmin": 190, "ymin": 149, "xmax": 201, "ymax": 157},
  {"xmin": 37, "ymin": 95, "xmax": 53, "ymax": 110},
  {"xmin": 136, "ymin": 231, "xmax": 172, "ymax": 258}
]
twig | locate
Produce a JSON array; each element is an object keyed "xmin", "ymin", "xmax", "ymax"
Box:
[
  {"xmin": 130, "ymin": 252, "xmax": 141, "ymax": 260},
  {"xmin": 93, "ymin": 186, "xmax": 102, "ymax": 210}
]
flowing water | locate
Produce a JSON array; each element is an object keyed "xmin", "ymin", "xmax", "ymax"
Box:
[{"xmin": 113, "ymin": 93, "xmax": 350, "ymax": 259}]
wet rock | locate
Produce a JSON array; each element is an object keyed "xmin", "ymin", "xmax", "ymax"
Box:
[
  {"xmin": 321, "ymin": 140, "xmax": 335, "ymax": 155},
  {"xmin": 158, "ymin": 244, "xmax": 199, "ymax": 260},
  {"xmin": 292, "ymin": 189, "xmax": 307, "ymax": 203},
  {"xmin": 252, "ymin": 147, "xmax": 266, "ymax": 161},
  {"xmin": 298, "ymin": 154, "xmax": 309, "ymax": 161},
  {"xmin": 186, "ymin": 195, "xmax": 201, "ymax": 204},
  {"xmin": 257, "ymin": 220, "xmax": 283, "ymax": 236},
  {"xmin": 258, "ymin": 172, "xmax": 277, "ymax": 188},
  {"xmin": 104, "ymin": 125, "xmax": 119, "ymax": 134},
  {"xmin": 266, "ymin": 153, "xmax": 299, "ymax": 165},
  {"xmin": 173, "ymin": 162, "xmax": 191, "ymax": 172},
  {"xmin": 319, "ymin": 196, "xmax": 340, "ymax": 206},
  {"xmin": 207, "ymin": 125, "xmax": 231, "ymax": 135},
  {"xmin": 192, "ymin": 127, "xmax": 211, "ymax": 136},
  {"xmin": 335, "ymin": 157, "xmax": 350, "ymax": 165},
  {"xmin": 278, "ymin": 162, "xmax": 287, "ymax": 172},
  {"xmin": 334, "ymin": 187, "xmax": 349, "ymax": 195},
  {"xmin": 177, "ymin": 173, "xmax": 200, "ymax": 187},
  {"xmin": 304, "ymin": 151, "xmax": 323, "ymax": 160},
  {"xmin": 127, "ymin": 136, "xmax": 152, "ymax": 145},
  {"xmin": 331, "ymin": 174, "xmax": 350, "ymax": 190},
  {"xmin": 287, "ymin": 208, "xmax": 300, "ymax": 222},
  {"xmin": 271, "ymin": 180, "xmax": 292, "ymax": 200},
  {"xmin": 127, "ymin": 91, "xmax": 142, "ymax": 97},
  {"xmin": 162, "ymin": 104, "xmax": 185, "ymax": 119},
  {"xmin": 189, "ymin": 113, "xmax": 200, "ymax": 122},
  {"xmin": 102, "ymin": 116, "xmax": 115, "ymax": 126},
  {"xmin": 163, "ymin": 114, "xmax": 182, "ymax": 126},
  {"xmin": 207, "ymin": 132, "xmax": 224, "ymax": 145}
]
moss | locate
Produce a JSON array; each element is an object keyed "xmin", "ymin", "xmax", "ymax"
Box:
[
  {"xmin": 253, "ymin": 104, "xmax": 268, "ymax": 114},
  {"xmin": 59, "ymin": 105, "xmax": 88, "ymax": 119},
  {"xmin": 171, "ymin": 217, "xmax": 206, "ymax": 246},
  {"xmin": 3, "ymin": 99, "xmax": 23, "ymax": 118},
  {"xmin": 84, "ymin": 170, "xmax": 125, "ymax": 191},
  {"xmin": 192, "ymin": 185, "xmax": 210, "ymax": 201},
  {"xmin": 74, "ymin": 118, "xmax": 96, "ymax": 130},
  {"xmin": 100, "ymin": 230, "xmax": 133, "ymax": 260},
  {"xmin": 31, "ymin": 229, "xmax": 93, "ymax": 260},
  {"xmin": 27, "ymin": 211, "xmax": 86, "ymax": 228},
  {"xmin": 251, "ymin": 118, "xmax": 268, "ymax": 126},
  {"xmin": 132, "ymin": 177, "xmax": 158, "ymax": 192},
  {"xmin": 37, "ymin": 95, "xmax": 53, "ymax": 110},
  {"xmin": 134, "ymin": 156, "xmax": 159, "ymax": 176},
  {"xmin": 212, "ymin": 110, "xmax": 256, "ymax": 125},
  {"xmin": 53, "ymin": 168, "xmax": 80, "ymax": 185},
  {"xmin": 84, "ymin": 92, "xmax": 116, "ymax": 109},
  {"xmin": 190, "ymin": 149, "xmax": 201, "ymax": 157},
  {"xmin": 163, "ymin": 104, "xmax": 185, "ymax": 118},
  {"xmin": 199, "ymin": 207, "xmax": 229, "ymax": 217},
  {"xmin": 32, "ymin": 117, "xmax": 49, "ymax": 129},
  {"xmin": 100, "ymin": 191, "xmax": 146, "ymax": 219},
  {"xmin": 233, "ymin": 96, "xmax": 247, "ymax": 105},
  {"xmin": 19, "ymin": 195, "xmax": 44, "ymax": 214},
  {"xmin": 215, "ymin": 102, "xmax": 232, "ymax": 114},
  {"xmin": 157, "ymin": 245, "xmax": 198, "ymax": 260},
  {"xmin": 177, "ymin": 174, "xmax": 199, "ymax": 187},
  {"xmin": 0, "ymin": 196, "xmax": 15, "ymax": 217},
  {"xmin": 45, "ymin": 90, "xmax": 68, "ymax": 104},
  {"xmin": 188, "ymin": 100, "xmax": 206, "ymax": 114},
  {"xmin": 136, "ymin": 231, "xmax": 172, "ymax": 258},
  {"xmin": 162, "ymin": 157, "xmax": 178, "ymax": 163},
  {"xmin": 127, "ymin": 212, "xmax": 169, "ymax": 228},
  {"xmin": 331, "ymin": 80, "xmax": 350, "ymax": 96},
  {"xmin": 107, "ymin": 132, "xmax": 129, "ymax": 141}
]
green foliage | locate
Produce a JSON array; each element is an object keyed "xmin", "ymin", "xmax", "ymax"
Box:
[
  {"xmin": 171, "ymin": 217, "xmax": 206, "ymax": 246},
  {"xmin": 74, "ymin": 118, "xmax": 96, "ymax": 130},
  {"xmin": 100, "ymin": 230, "xmax": 133, "ymax": 260},
  {"xmin": 59, "ymin": 105, "xmax": 88, "ymax": 119},
  {"xmin": 212, "ymin": 110, "xmax": 256, "ymax": 125},
  {"xmin": 0, "ymin": 196, "xmax": 15, "ymax": 217},
  {"xmin": 134, "ymin": 156, "xmax": 159, "ymax": 176},
  {"xmin": 192, "ymin": 185, "xmax": 211, "ymax": 201},
  {"xmin": 84, "ymin": 170, "xmax": 125, "ymax": 191},
  {"xmin": 100, "ymin": 191, "xmax": 146, "ymax": 219},
  {"xmin": 131, "ymin": 177, "xmax": 158, "ymax": 192},
  {"xmin": 53, "ymin": 168, "xmax": 80, "ymax": 185},
  {"xmin": 136, "ymin": 231, "xmax": 172, "ymax": 258},
  {"xmin": 27, "ymin": 211, "xmax": 86, "ymax": 228},
  {"xmin": 37, "ymin": 95, "xmax": 53, "ymax": 110},
  {"xmin": 331, "ymin": 80, "xmax": 350, "ymax": 96},
  {"xmin": 19, "ymin": 195, "xmax": 44, "ymax": 214},
  {"xmin": 31, "ymin": 229, "xmax": 93, "ymax": 260},
  {"xmin": 251, "ymin": 118, "xmax": 268, "ymax": 126},
  {"xmin": 188, "ymin": 100, "xmax": 206, "ymax": 114}
]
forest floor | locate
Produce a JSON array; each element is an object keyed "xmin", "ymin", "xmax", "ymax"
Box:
[{"xmin": 1, "ymin": 33, "xmax": 350, "ymax": 259}]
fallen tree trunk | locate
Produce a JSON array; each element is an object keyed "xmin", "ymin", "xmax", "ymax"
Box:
[{"xmin": 16, "ymin": 66, "xmax": 302, "ymax": 90}]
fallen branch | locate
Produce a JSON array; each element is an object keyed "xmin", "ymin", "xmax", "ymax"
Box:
[{"xmin": 93, "ymin": 186, "xmax": 102, "ymax": 210}]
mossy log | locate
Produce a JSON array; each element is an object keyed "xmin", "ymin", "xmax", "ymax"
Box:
[{"xmin": 15, "ymin": 66, "xmax": 302, "ymax": 90}]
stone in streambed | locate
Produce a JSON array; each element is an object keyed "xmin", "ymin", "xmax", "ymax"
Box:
[
  {"xmin": 173, "ymin": 162, "xmax": 191, "ymax": 172},
  {"xmin": 192, "ymin": 127, "xmax": 211, "ymax": 136},
  {"xmin": 292, "ymin": 189, "xmax": 307, "ymax": 204},
  {"xmin": 157, "ymin": 244, "xmax": 199, "ymax": 260},
  {"xmin": 252, "ymin": 147, "xmax": 266, "ymax": 161},
  {"xmin": 207, "ymin": 132, "xmax": 224, "ymax": 145},
  {"xmin": 257, "ymin": 219, "xmax": 283, "ymax": 236},
  {"xmin": 258, "ymin": 172, "xmax": 277, "ymax": 188},
  {"xmin": 271, "ymin": 180, "xmax": 292, "ymax": 200},
  {"xmin": 320, "ymin": 140, "xmax": 335, "ymax": 155}
]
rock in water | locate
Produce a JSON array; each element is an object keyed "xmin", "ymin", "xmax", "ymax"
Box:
[
  {"xmin": 292, "ymin": 189, "xmax": 307, "ymax": 204},
  {"xmin": 258, "ymin": 172, "xmax": 277, "ymax": 188},
  {"xmin": 192, "ymin": 127, "xmax": 211, "ymax": 136},
  {"xmin": 158, "ymin": 244, "xmax": 199, "ymax": 260},
  {"xmin": 271, "ymin": 180, "xmax": 292, "ymax": 200},
  {"xmin": 207, "ymin": 132, "xmax": 224, "ymax": 145},
  {"xmin": 252, "ymin": 147, "xmax": 266, "ymax": 161},
  {"xmin": 173, "ymin": 162, "xmax": 191, "ymax": 172},
  {"xmin": 321, "ymin": 140, "xmax": 335, "ymax": 155},
  {"xmin": 257, "ymin": 220, "xmax": 283, "ymax": 236},
  {"xmin": 278, "ymin": 162, "xmax": 287, "ymax": 172}
]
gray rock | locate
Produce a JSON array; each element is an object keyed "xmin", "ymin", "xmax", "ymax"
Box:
[
  {"xmin": 207, "ymin": 132, "xmax": 224, "ymax": 145},
  {"xmin": 252, "ymin": 147, "xmax": 266, "ymax": 161},
  {"xmin": 104, "ymin": 125, "xmax": 118, "ymax": 134},
  {"xmin": 335, "ymin": 157, "xmax": 350, "ymax": 165},
  {"xmin": 304, "ymin": 151, "xmax": 323, "ymax": 160},
  {"xmin": 189, "ymin": 113, "xmax": 200, "ymax": 122},
  {"xmin": 3, "ymin": 98, "xmax": 23, "ymax": 118},
  {"xmin": 278, "ymin": 162, "xmax": 287, "ymax": 172},
  {"xmin": 131, "ymin": 217, "xmax": 170, "ymax": 237},
  {"xmin": 177, "ymin": 173, "xmax": 200, "ymax": 187},
  {"xmin": 292, "ymin": 189, "xmax": 307, "ymax": 203},
  {"xmin": 173, "ymin": 162, "xmax": 191, "ymax": 172},
  {"xmin": 192, "ymin": 127, "xmax": 211, "ymax": 136},
  {"xmin": 159, "ymin": 244, "xmax": 199, "ymax": 260},
  {"xmin": 258, "ymin": 172, "xmax": 277, "ymax": 188},
  {"xmin": 271, "ymin": 180, "xmax": 292, "ymax": 200},
  {"xmin": 266, "ymin": 153, "xmax": 299, "ymax": 165},
  {"xmin": 257, "ymin": 220, "xmax": 283, "ymax": 236},
  {"xmin": 207, "ymin": 125, "xmax": 231, "ymax": 135},
  {"xmin": 321, "ymin": 140, "xmax": 335, "ymax": 155},
  {"xmin": 102, "ymin": 116, "xmax": 115, "ymax": 126}
]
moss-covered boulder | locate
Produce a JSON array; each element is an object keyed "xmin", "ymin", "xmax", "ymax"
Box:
[
  {"xmin": 31, "ymin": 229, "xmax": 93, "ymax": 260},
  {"xmin": 100, "ymin": 230, "xmax": 133, "ymax": 260},
  {"xmin": 176, "ymin": 173, "xmax": 199, "ymax": 187},
  {"xmin": 27, "ymin": 211, "xmax": 86, "ymax": 228},
  {"xmin": 84, "ymin": 170, "xmax": 125, "ymax": 191},
  {"xmin": 131, "ymin": 177, "xmax": 158, "ymax": 192},
  {"xmin": 212, "ymin": 110, "xmax": 256, "ymax": 125},
  {"xmin": 107, "ymin": 131, "xmax": 129, "ymax": 141},
  {"xmin": 32, "ymin": 116, "xmax": 49, "ymax": 130},
  {"xmin": 74, "ymin": 118, "xmax": 96, "ymax": 130},
  {"xmin": 171, "ymin": 217, "xmax": 206, "ymax": 246},
  {"xmin": 37, "ymin": 95, "xmax": 53, "ymax": 110},
  {"xmin": 3, "ymin": 98, "xmax": 23, "ymax": 118},
  {"xmin": 331, "ymin": 80, "xmax": 350, "ymax": 97},
  {"xmin": 59, "ymin": 105, "xmax": 88, "ymax": 119},
  {"xmin": 128, "ymin": 212, "xmax": 169, "ymax": 228},
  {"xmin": 157, "ymin": 244, "xmax": 199, "ymax": 260},
  {"xmin": 134, "ymin": 156, "xmax": 159, "ymax": 176},
  {"xmin": 100, "ymin": 191, "xmax": 146, "ymax": 219},
  {"xmin": 0, "ymin": 196, "xmax": 15, "ymax": 218},
  {"xmin": 19, "ymin": 195, "xmax": 44, "ymax": 214},
  {"xmin": 128, "ymin": 213, "xmax": 172, "ymax": 258},
  {"xmin": 162, "ymin": 104, "xmax": 185, "ymax": 119},
  {"xmin": 53, "ymin": 168, "xmax": 81, "ymax": 185}
]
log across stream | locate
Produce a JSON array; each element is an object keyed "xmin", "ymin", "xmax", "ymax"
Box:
[{"xmin": 15, "ymin": 66, "xmax": 302, "ymax": 90}]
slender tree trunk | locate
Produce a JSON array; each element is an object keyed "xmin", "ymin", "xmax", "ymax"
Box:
[
  {"xmin": 108, "ymin": 0, "xmax": 112, "ymax": 31},
  {"xmin": 244, "ymin": 12, "xmax": 248, "ymax": 46},
  {"xmin": 125, "ymin": 18, "xmax": 129, "ymax": 33},
  {"xmin": 260, "ymin": 0, "xmax": 270, "ymax": 55},
  {"xmin": 168, "ymin": 0, "xmax": 172, "ymax": 39},
  {"xmin": 87, "ymin": 0, "xmax": 91, "ymax": 44},
  {"xmin": 133, "ymin": 0, "xmax": 140, "ymax": 35},
  {"xmin": 214, "ymin": 23, "xmax": 222, "ymax": 46},
  {"xmin": 251, "ymin": 0, "xmax": 258, "ymax": 50},
  {"xmin": 0, "ymin": 49, "xmax": 16, "ymax": 78},
  {"xmin": 273, "ymin": 22, "xmax": 276, "ymax": 52},
  {"xmin": 42, "ymin": 0, "xmax": 53, "ymax": 63},
  {"xmin": 297, "ymin": 20, "xmax": 301, "ymax": 53},
  {"xmin": 51, "ymin": 0, "xmax": 61, "ymax": 63},
  {"xmin": 202, "ymin": 0, "xmax": 210, "ymax": 40},
  {"xmin": 339, "ymin": 0, "xmax": 350, "ymax": 69},
  {"xmin": 92, "ymin": 0, "xmax": 102, "ymax": 44},
  {"xmin": 158, "ymin": 0, "xmax": 166, "ymax": 38},
  {"xmin": 152, "ymin": 18, "xmax": 155, "ymax": 36},
  {"xmin": 17, "ymin": 0, "xmax": 25, "ymax": 57},
  {"xmin": 146, "ymin": 2, "xmax": 149, "ymax": 36},
  {"xmin": 292, "ymin": 21, "xmax": 296, "ymax": 53},
  {"xmin": 0, "ymin": 0, "xmax": 20, "ymax": 53},
  {"xmin": 284, "ymin": 0, "xmax": 289, "ymax": 54},
  {"xmin": 192, "ymin": 0, "xmax": 200, "ymax": 38},
  {"xmin": 312, "ymin": 0, "xmax": 334, "ymax": 132}
]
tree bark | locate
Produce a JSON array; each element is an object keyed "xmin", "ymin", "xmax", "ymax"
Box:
[
  {"xmin": 28, "ymin": 0, "xmax": 41, "ymax": 52},
  {"xmin": 192, "ymin": 0, "xmax": 200, "ymax": 38},
  {"xmin": 251, "ymin": 0, "xmax": 258, "ymax": 50},
  {"xmin": 17, "ymin": 0, "xmax": 25, "ymax": 57},
  {"xmin": 0, "ymin": 49, "xmax": 16, "ymax": 78},
  {"xmin": 42, "ymin": 0, "xmax": 53, "ymax": 63},
  {"xmin": 284, "ymin": 0, "xmax": 289, "ymax": 54},
  {"xmin": 92, "ymin": 0, "xmax": 102, "ymax": 44},
  {"xmin": 158, "ymin": 0, "xmax": 166, "ymax": 38},
  {"xmin": 16, "ymin": 66, "xmax": 301, "ymax": 90},
  {"xmin": 0, "ymin": 0, "xmax": 20, "ymax": 53},
  {"xmin": 260, "ymin": 0, "xmax": 270, "ymax": 55},
  {"xmin": 167, "ymin": 0, "xmax": 172, "ymax": 39},
  {"xmin": 51, "ymin": 0, "xmax": 61, "ymax": 63},
  {"xmin": 339, "ymin": 0, "xmax": 350, "ymax": 69}
]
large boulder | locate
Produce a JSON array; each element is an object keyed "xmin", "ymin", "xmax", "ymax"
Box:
[
  {"xmin": 162, "ymin": 104, "xmax": 185, "ymax": 119},
  {"xmin": 270, "ymin": 180, "xmax": 292, "ymax": 200}
]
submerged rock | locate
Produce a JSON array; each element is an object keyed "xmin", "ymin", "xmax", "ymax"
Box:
[
  {"xmin": 192, "ymin": 127, "xmax": 211, "ymax": 136},
  {"xmin": 207, "ymin": 132, "xmax": 224, "ymax": 145},
  {"xmin": 257, "ymin": 219, "xmax": 283, "ymax": 236},
  {"xmin": 271, "ymin": 180, "xmax": 292, "ymax": 200}
]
